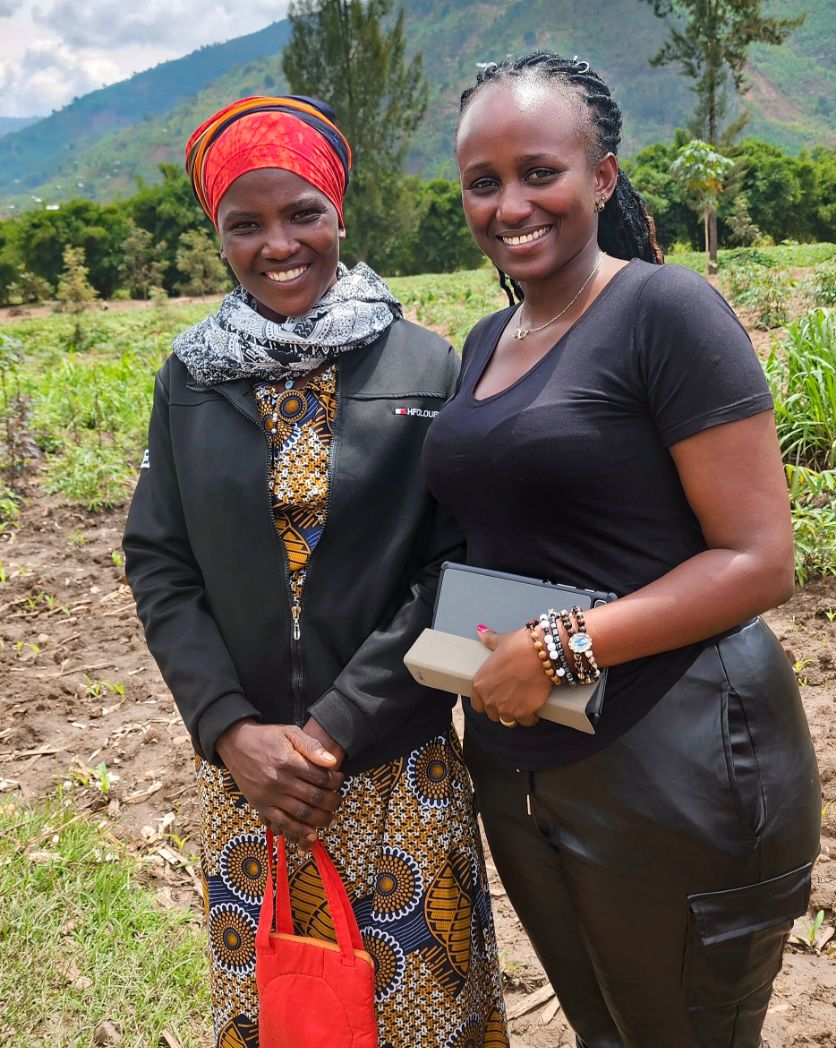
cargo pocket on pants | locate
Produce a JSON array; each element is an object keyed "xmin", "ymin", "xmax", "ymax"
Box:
[{"xmin": 684, "ymin": 862, "xmax": 812, "ymax": 1047}]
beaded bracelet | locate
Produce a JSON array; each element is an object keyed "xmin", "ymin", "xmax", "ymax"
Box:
[
  {"xmin": 538, "ymin": 614, "xmax": 566, "ymax": 685},
  {"xmin": 544, "ymin": 609, "xmax": 577, "ymax": 686},
  {"xmin": 558, "ymin": 607, "xmax": 575, "ymax": 638},
  {"xmin": 568, "ymin": 605, "xmax": 601, "ymax": 685},
  {"xmin": 525, "ymin": 620, "xmax": 560, "ymax": 684}
]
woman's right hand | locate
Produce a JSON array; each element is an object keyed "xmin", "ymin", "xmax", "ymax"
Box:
[{"xmin": 216, "ymin": 719, "xmax": 345, "ymax": 844}]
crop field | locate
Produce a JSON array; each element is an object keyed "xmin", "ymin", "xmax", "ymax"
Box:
[{"xmin": 0, "ymin": 246, "xmax": 834, "ymax": 1047}]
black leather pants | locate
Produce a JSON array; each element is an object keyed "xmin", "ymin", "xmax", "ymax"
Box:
[{"xmin": 466, "ymin": 619, "xmax": 821, "ymax": 1048}]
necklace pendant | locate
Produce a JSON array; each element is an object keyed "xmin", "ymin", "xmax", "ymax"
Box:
[
  {"xmin": 513, "ymin": 328, "xmax": 528, "ymax": 340},
  {"xmin": 284, "ymin": 378, "xmax": 295, "ymax": 390}
]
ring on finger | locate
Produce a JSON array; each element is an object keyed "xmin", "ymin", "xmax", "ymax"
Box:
[{"xmin": 499, "ymin": 716, "xmax": 518, "ymax": 728}]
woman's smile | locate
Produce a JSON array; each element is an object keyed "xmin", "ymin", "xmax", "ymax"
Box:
[
  {"xmin": 496, "ymin": 223, "xmax": 554, "ymax": 249},
  {"xmin": 262, "ymin": 264, "xmax": 311, "ymax": 285}
]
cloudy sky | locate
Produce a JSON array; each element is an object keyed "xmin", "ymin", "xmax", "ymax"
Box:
[{"xmin": 0, "ymin": 0, "xmax": 291, "ymax": 118}]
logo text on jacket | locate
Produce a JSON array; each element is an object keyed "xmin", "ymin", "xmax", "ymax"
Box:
[{"xmin": 393, "ymin": 407, "xmax": 439, "ymax": 418}]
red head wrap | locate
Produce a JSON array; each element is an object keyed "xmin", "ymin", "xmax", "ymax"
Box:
[{"xmin": 185, "ymin": 96, "xmax": 352, "ymax": 228}]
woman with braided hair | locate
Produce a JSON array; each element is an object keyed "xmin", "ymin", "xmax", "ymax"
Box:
[{"xmin": 423, "ymin": 52, "xmax": 820, "ymax": 1047}]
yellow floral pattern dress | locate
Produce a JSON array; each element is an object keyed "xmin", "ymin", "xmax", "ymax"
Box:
[{"xmin": 197, "ymin": 367, "xmax": 508, "ymax": 1048}]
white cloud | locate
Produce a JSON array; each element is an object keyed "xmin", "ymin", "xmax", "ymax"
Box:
[
  {"xmin": 0, "ymin": 0, "xmax": 290, "ymax": 117},
  {"xmin": 0, "ymin": 38, "xmax": 122, "ymax": 114},
  {"xmin": 33, "ymin": 0, "xmax": 287, "ymax": 50}
]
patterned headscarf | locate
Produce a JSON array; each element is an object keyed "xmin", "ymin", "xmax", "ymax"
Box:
[{"xmin": 185, "ymin": 95, "xmax": 352, "ymax": 227}]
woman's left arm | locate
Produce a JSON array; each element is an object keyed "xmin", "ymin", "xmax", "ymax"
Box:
[
  {"xmin": 473, "ymin": 412, "xmax": 793, "ymax": 723},
  {"xmin": 584, "ymin": 408, "xmax": 793, "ymax": 661}
]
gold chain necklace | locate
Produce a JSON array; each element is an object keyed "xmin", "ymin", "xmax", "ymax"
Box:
[{"xmin": 513, "ymin": 252, "xmax": 607, "ymax": 340}]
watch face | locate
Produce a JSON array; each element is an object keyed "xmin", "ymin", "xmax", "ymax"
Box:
[{"xmin": 569, "ymin": 632, "xmax": 592, "ymax": 654}]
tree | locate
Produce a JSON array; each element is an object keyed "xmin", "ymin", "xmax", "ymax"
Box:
[
  {"xmin": 14, "ymin": 200, "xmax": 127, "ymax": 297},
  {"xmin": 175, "ymin": 229, "xmax": 231, "ymax": 297},
  {"xmin": 397, "ymin": 179, "xmax": 484, "ymax": 275},
  {"xmin": 643, "ymin": 1, "xmax": 803, "ymax": 144},
  {"xmin": 282, "ymin": 0, "xmax": 428, "ymax": 269},
  {"xmin": 623, "ymin": 136, "xmax": 700, "ymax": 251},
  {"xmin": 7, "ymin": 266, "xmax": 52, "ymax": 305},
  {"xmin": 55, "ymin": 246, "xmax": 99, "ymax": 346},
  {"xmin": 729, "ymin": 139, "xmax": 801, "ymax": 244},
  {"xmin": 671, "ymin": 139, "xmax": 733, "ymax": 274},
  {"xmin": 127, "ymin": 164, "xmax": 214, "ymax": 293},
  {"xmin": 117, "ymin": 219, "xmax": 169, "ymax": 300},
  {"xmin": 643, "ymin": 0, "xmax": 803, "ymax": 264}
]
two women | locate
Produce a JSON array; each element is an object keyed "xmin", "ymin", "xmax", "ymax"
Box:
[
  {"xmin": 124, "ymin": 96, "xmax": 507, "ymax": 1047},
  {"xmin": 422, "ymin": 52, "xmax": 820, "ymax": 1047},
  {"xmin": 127, "ymin": 57, "xmax": 820, "ymax": 1048}
]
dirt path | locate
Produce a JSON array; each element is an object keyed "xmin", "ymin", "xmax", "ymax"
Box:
[{"xmin": 1, "ymin": 492, "xmax": 834, "ymax": 1046}]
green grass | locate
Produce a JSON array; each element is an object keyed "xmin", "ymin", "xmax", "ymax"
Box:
[
  {"xmin": 0, "ymin": 795, "xmax": 212, "ymax": 1047},
  {"xmin": 767, "ymin": 308, "xmax": 836, "ymax": 584},
  {"xmin": 4, "ymin": 304, "xmax": 211, "ymax": 507},
  {"xmin": 389, "ymin": 266, "xmax": 506, "ymax": 348},
  {"xmin": 666, "ymin": 242, "xmax": 836, "ymax": 274},
  {"xmin": 784, "ymin": 464, "xmax": 836, "ymax": 586},
  {"xmin": 767, "ymin": 309, "xmax": 836, "ymax": 471}
]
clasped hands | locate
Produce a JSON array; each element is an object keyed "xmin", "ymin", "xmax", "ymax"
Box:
[
  {"xmin": 216, "ymin": 717, "xmax": 346, "ymax": 850},
  {"xmin": 471, "ymin": 625, "xmax": 552, "ymax": 727}
]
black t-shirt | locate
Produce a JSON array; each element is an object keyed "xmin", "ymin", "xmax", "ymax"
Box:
[{"xmin": 422, "ymin": 260, "xmax": 773, "ymax": 769}]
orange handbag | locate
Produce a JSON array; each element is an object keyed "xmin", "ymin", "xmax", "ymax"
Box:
[{"xmin": 256, "ymin": 831, "xmax": 378, "ymax": 1048}]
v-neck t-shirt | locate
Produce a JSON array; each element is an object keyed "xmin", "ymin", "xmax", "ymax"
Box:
[{"xmin": 421, "ymin": 260, "xmax": 774, "ymax": 770}]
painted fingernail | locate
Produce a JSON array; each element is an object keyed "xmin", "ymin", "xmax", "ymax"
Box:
[{"xmin": 477, "ymin": 624, "xmax": 489, "ymax": 633}]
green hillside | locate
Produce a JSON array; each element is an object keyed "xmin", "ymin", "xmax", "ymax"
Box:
[
  {"xmin": 0, "ymin": 117, "xmax": 40, "ymax": 140},
  {"xmin": 4, "ymin": 57, "xmax": 291, "ymax": 205},
  {"xmin": 0, "ymin": 21, "xmax": 290, "ymax": 198},
  {"xmin": 1, "ymin": 0, "xmax": 831, "ymax": 216}
]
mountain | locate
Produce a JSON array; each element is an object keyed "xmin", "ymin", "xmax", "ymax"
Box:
[
  {"xmin": 0, "ymin": 20, "xmax": 289, "ymax": 200},
  {"xmin": 0, "ymin": 117, "xmax": 41, "ymax": 140},
  {"xmin": 1, "ymin": 0, "xmax": 831, "ymax": 216}
]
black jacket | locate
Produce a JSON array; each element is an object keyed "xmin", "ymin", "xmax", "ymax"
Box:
[{"xmin": 123, "ymin": 319, "xmax": 462, "ymax": 774}]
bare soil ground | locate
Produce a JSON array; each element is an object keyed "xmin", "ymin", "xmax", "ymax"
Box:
[{"xmin": 1, "ymin": 491, "xmax": 834, "ymax": 1046}]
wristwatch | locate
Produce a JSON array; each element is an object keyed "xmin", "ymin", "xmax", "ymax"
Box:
[
  {"xmin": 567, "ymin": 631, "xmax": 601, "ymax": 684},
  {"xmin": 567, "ymin": 632, "xmax": 593, "ymax": 655}
]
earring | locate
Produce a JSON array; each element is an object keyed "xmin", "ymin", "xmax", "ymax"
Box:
[
  {"xmin": 218, "ymin": 247, "xmax": 225, "ymax": 260},
  {"xmin": 595, "ymin": 199, "xmax": 607, "ymax": 213}
]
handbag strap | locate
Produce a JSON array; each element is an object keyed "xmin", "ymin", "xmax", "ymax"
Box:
[{"xmin": 263, "ymin": 829, "xmax": 364, "ymax": 963}]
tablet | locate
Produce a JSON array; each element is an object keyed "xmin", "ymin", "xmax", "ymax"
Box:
[
  {"xmin": 403, "ymin": 563, "xmax": 616, "ymax": 734},
  {"xmin": 432, "ymin": 562, "xmax": 616, "ymax": 637}
]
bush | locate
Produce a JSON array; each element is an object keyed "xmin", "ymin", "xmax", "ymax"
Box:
[
  {"xmin": 804, "ymin": 260, "xmax": 836, "ymax": 308},
  {"xmin": 766, "ymin": 309, "xmax": 835, "ymax": 471},
  {"xmin": 7, "ymin": 267, "xmax": 52, "ymax": 305},
  {"xmin": 721, "ymin": 262, "xmax": 795, "ymax": 329},
  {"xmin": 44, "ymin": 438, "xmax": 134, "ymax": 510},
  {"xmin": 785, "ymin": 465, "xmax": 836, "ymax": 585},
  {"xmin": 717, "ymin": 247, "xmax": 773, "ymax": 270},
  {"xmin": 0, "ymin": 483, "xmax": 20, "ymax": 532}
]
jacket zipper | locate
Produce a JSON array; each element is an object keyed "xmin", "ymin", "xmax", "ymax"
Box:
[{"xmin": 214, "ymin": 384, "xmax": 305, "ymax": 725}]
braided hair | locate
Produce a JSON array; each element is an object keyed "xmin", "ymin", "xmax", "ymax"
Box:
[{"xmin": 458, "ymin": 51, "xmax": 663, "ymax": 305}]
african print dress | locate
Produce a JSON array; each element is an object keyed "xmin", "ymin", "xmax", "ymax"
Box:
[{"xmin": 197, "ymin": 367, "xmax": 508, "ymax": 1048}]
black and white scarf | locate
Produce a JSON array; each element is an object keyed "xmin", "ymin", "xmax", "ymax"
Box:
[{"xmin": 172, "ymin": 262, "xmax": 402, "ymax": 385}]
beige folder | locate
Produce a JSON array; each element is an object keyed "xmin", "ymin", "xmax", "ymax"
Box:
[{"xmin": 404, "ymin": 628, "xmax": 598, "ymax": 734}]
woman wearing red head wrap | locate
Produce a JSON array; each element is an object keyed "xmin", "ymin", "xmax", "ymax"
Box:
[{"xmin": 123, "ymin": 96, "xmax": 508, "ymax": 1047}]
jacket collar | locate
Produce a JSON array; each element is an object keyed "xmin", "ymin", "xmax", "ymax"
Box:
[{"xmin": 207, "ymin": 377, "xmax": 260, "ymax": 422}]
